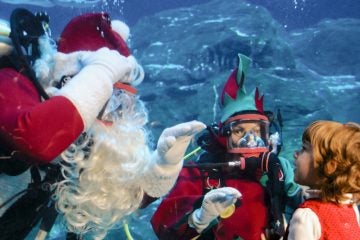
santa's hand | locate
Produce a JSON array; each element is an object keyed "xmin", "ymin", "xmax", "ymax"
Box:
[
  {"xmin": 80, "ymin": 47, "xmax": 132, "ymax": 84},
  {"xmin": 189, "ymin": 187, "xmax": 242, "ymax": 233},
  {"xmin": 56, "ymin": 47, "xmax": 132, "ymax": 130},
  {"xmin": 142, "ymin": 121, "xmax": 205, "ymax": 198},
  {"xmin": 156, "ymin": 120, "xmax": 206, "ymax": 166}
]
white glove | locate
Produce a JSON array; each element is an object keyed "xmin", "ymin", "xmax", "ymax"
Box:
[
  {"xmin": 56, "ymin": 47, "xmax": 132, "ymax": 130},
  {"xmin": 79, "ymin": 47, "xmax": 132, "ymax": 84},
  {"xmin": 189, "ymin": 187, "xmax": 241, "ymax": 233},
  {"xmin": 156, "ymin": 120, "xmax": 206, "ymax": 165},
  {"xmin": 142, "ymin": 120, "xmax": 206, "ymax": 197}
]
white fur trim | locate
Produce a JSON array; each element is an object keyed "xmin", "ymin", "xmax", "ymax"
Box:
[
  {"xmin": 55, "ymin": 64, "xmax": 113, "ymax": 130},
  {"xmin": 33, "ymin": 37, "xmax": 88, "ymax": 88},
  {"xmin": 111, "ymin": 20, "xmax": 130, "ymax": 41},
  {"xmin": 52, "ymin": 51, "xmax": 89, "ymax": 81},
  {"xmin": 141, "ymin": 151, "xmax": 183, "ymax": 197}
]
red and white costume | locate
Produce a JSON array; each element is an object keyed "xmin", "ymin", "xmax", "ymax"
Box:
[
  {"xmin": 0, "ymin": 12, "xmax": 205, "ymax": 238},
  {"xmin": 287, "ymin": 191, "xmax": 360, "ymax": 240},
  {"xmin": 0, "ymin": 67, "xmax": 83, "ymax": 162}
]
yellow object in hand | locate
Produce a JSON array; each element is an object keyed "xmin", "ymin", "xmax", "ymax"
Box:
[{"xmin": 220, "ymin": 204, "xmax": 236, "ymax": 218}]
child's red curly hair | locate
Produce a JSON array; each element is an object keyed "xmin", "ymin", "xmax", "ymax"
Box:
[{"xmin": 302, "ymin": 120, "xmax": 360, "ymax": 204}]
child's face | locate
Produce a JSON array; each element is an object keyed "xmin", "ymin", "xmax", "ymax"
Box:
[{"xmin": 293, "ymin": 141, "xmax": 319, "ymax": 187}]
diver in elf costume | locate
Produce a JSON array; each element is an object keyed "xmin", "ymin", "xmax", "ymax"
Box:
[
  {"xmin": 0, "ymin": 9, "xmax": 205, "ymax": 239},
  {"xmin": 151, "ymin": 54, "xmax": 302, "ymax": 240}
]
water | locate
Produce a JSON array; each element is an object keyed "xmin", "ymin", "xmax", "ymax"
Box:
[
  {"xmin": 1, "ymin": 0, "xmax": 359, "ymax": 33},
  {"xmin": 0, "ymin": 0, "xmax": 359, "ymax": 239}
]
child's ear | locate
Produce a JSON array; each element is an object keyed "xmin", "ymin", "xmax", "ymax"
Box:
[{"xmin": 324, "ymin": 160, "xmax": 337, "ymax": 175}]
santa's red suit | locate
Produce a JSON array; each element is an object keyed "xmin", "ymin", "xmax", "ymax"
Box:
[
  {"xmin": 0, "ymin": 11, "xmax": 133, "ymax": 166},
  {"xmin": 0, "ymin": 11, "xmax": 205, "ymax": 239},
  {"xmin": 0, "ymin": 68, "xmax": 83, "ymax": 163}
]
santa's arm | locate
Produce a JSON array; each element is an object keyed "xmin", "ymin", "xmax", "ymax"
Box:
[
  {"xmin": 0, "ymin": 69, "xmax": 83, "ymax": 163},
  {"xmin": 0, "ymin": 48, "xmax": 132, "ymax": 163},
  {"xmin": 54, "ymin": 48, "xmax": 132, "ymax": 130},
  {"xmin": 141, "ymin": 120, "xmax": 206, "ymax": 197}
]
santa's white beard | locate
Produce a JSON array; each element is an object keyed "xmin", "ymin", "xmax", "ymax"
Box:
[
  {"xmin": 52, "ymin": 95, "xmax": 153, "ymax": 239},
  {"xmin": 34, "ymin": 34, "xmax": 150, "ymax": 238}
]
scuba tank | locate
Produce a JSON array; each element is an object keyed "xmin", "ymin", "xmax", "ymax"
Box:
[
  {"xmin": 0, "ymin": 19, "xmax": 13, "ymax": 56},
  {"xmin": 0, "ymin": 8, "xmax": 51, "ymax": 176},
  {"xmin": 0, "ymin": 8, "xmax": 61, "ymax": 240},
  {"xmin": 0, "ymin": 17, "xmax": 31, "ymax": 176}
]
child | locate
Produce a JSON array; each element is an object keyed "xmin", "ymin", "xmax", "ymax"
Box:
[{"xmin": 287, "ymin": 120, "xmax": 360, "ymax": 240}]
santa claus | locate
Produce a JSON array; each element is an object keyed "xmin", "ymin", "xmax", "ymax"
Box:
[{"xmin": 0, "ymin": 9, "xmax": 205, "ymax": 239}]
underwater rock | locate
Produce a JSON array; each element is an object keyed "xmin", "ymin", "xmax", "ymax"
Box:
[
  {"xmin": 165, "ymin": 86, "xmax": 198, "ymax": 98},
  {"xmin": 132, "ymin": 0, "xmax": 295, "ymax": 81},
  {"xmin": 289, "ymin": 18, "xmax": 360, "ymax": 76}
]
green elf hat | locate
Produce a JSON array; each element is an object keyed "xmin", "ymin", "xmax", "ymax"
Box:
[{"xmin": 220, "ymin": 53, "xmax": 264, "ymax": 123}]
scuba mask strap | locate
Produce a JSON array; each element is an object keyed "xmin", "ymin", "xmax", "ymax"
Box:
[
  {"xmin": 221, "ymin": 113, "xmax": 269, "ymax": 137},
  {"xmin": 224, "ymin": 113, "xmax": 269, "ymax": 125},
  {"xmin": 113, "ymin": 82, "xmax": 137, "ymax": 94}
]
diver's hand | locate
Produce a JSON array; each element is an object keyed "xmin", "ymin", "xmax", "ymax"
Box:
[
  {"xmin": 189, "ymin": 187, "xmax": 241, "ymax": 233},
  {"xmin": 80, "ymin": 47, "xmax": 132, "ymax": 84},
  {"xmin": 156, "ymin": 120, "xmax": 206, "ymax": 166}
]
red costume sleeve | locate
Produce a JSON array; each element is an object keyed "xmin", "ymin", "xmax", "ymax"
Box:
[
  {"xmin": 151, "ymin": 167, "xmax": 203, "ymax": 239},
  {"xmin": 0, "ymin": 68, "xmax": 84, "ymax": 163},
  {"xmin": 151, "ymin": 162, "xmax": 270, "ymax": 240}
]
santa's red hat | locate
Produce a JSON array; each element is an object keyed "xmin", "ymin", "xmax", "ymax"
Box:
[{"xmin": 57, "ymin": 12, "xmax": 130, "ymax": 57}]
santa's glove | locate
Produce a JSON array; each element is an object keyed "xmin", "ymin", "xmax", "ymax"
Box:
[
  {"xmin": 55, "ymin": 47, "xmax": 132, "ymax": 130},
  {"xmin": 142, "ymin": 120, "xmax": 206, "ymax": 197},
  {"xmin": 189, "ymin": 187, "xmax": 242, "ymax": 233}
]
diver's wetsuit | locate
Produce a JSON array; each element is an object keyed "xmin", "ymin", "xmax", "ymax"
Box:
[{"xmin": 151, "ymin": 150, "xmax": 286, "ymax": 240}]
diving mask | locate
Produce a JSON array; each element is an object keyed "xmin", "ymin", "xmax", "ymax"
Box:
[
  {"xmin": 100, "ymin": 82, "xmax": 137, "ymax": 123},
  {"xmin": 224, "ymin": 114, "xmax": 269, "ymax": 156}
]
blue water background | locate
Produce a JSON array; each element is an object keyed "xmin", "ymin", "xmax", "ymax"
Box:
[
  {"xmin": 1, "ymin": 0, "xmax": 359, "ymax": 36},
  {"xmin": 0, "ymin": 0, "xmax": 359, "ymax": 239}
]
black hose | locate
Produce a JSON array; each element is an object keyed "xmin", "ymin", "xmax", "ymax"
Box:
[
  {"xmin": 183, "ymin": 161, "xmax": 241, "ymax": 169},
  {"xmin": 0, "ymin": 188, "xmax": 29, "ymax": 209}
]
